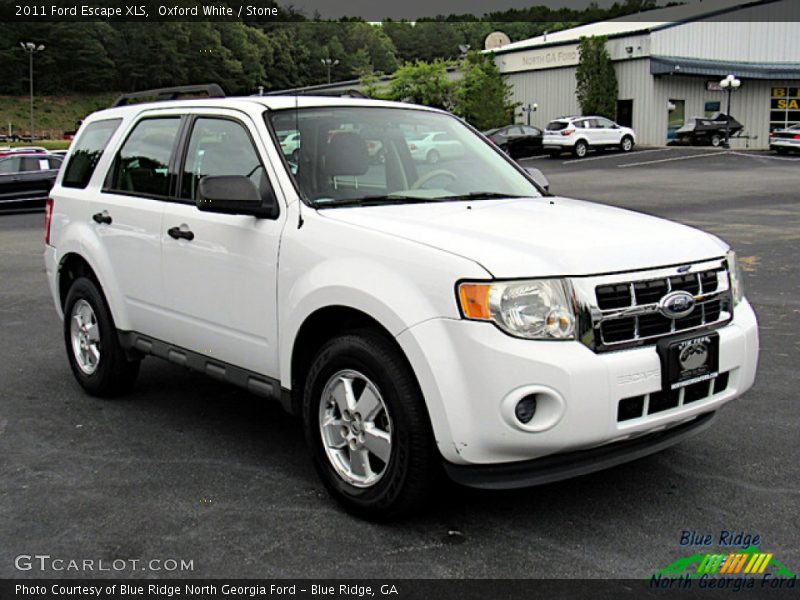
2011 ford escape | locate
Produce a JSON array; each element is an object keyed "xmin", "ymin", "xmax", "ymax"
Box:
[{"xmin": 45, "ymin": 86, "xmax": 759, "ymax": 519}]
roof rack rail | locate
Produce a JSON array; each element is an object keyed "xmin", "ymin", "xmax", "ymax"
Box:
[{"xmin": 112, "ymin": 84, "xmax": 225, "ymax": 107}]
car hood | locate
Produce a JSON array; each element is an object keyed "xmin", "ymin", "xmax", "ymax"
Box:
[{"xmin": 319, "ymin": 197, "xmax": 728, "ymax": 278}]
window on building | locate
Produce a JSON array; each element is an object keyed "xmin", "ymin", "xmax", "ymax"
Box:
[{"xmin": 770, "ymin": 87, "xmax": 800, "ymax": 131}]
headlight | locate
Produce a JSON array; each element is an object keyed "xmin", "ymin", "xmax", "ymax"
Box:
[
  {"xmin": 726, "ymin": 250, "xmax": 744, "ymax": 305},
  {"xmin": 458, "ymin": 279, "xmax": 576, "ymax": 339}
]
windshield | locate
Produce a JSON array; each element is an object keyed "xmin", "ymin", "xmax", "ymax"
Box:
[{"xmin": 268, "ymin": 106, "xmax": 542, "ymax": 208}]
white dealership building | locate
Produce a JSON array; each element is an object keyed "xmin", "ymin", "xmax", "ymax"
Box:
[{"xmin": 489, "ymin": 0, "xmax": 800, "ymax": 148}]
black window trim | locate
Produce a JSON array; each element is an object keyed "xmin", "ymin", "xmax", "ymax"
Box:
[
  {"xmin": 62, "ymin": 117, "xmax": 123, "ymax": 190},
  {"xmin": 174, "ymin": 113, "xmax": 280, "ymax": 219},
  {"xmin": 101, "ymin": 115, "xmax": 186, "ymax": 203}
]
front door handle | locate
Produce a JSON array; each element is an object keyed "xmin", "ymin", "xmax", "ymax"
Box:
[
  {"xmin": 92, "ymin": 211, "xmax": 112, "ymax": 225},
  {"xmin": 168, "ymin": 226, "xmax": 194, "ymax": 241}
]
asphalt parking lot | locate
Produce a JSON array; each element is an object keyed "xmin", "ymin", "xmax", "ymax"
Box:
[{"xmin": 1, "ymin": 146, "xmax": 798, "ymax": 579}]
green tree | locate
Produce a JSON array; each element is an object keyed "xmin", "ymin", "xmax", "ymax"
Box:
[
  {"xmin": 575, "ymin": 35, "xmax": 618, "ymax": 118},
  {"xmin": 454, "ymin": 51, "xmax": 515, "ymax": 130},
  {"xmin": 385, "ymin": 60, "xmax": 456, "ymax": 110}
]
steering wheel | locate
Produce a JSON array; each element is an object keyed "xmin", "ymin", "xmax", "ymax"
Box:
[{"xmin": 412, "ymin": 169, "xmax": 458, "ymax": 190}]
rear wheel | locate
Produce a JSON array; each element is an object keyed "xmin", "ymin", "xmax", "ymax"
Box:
[
  {"xmin": 710, "ymin": 134, "xmax": 723, "ymax": 147},
  {"xmin": 63, "ymin": 277, "xmax": 140, "ymax": 397},
  {"xmin": 303, "ymin": 331, "xmax": 437, "ymax": 520},
  {"xmin": 426, "ymin": 149, "xmax": 440, "ymax": 164},
  {"xmin": 572, "ymin": 140, "xmax": 588, "ymax": 158}
]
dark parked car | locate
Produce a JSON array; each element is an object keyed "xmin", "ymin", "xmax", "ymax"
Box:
[
  {"xmin": 483, "ymin": 124, "xmax": 543, "ymax": 158},
  {"xmin": 0, "ymin": 153, "xmax": 63, "ymax": 209},
  {"xmin": 769, "ymin": 123, "xmax": 800, "ymax": 154},
  {"xmin": 674, "ymin": 113, "xmax": 743, "ymax": 147}
]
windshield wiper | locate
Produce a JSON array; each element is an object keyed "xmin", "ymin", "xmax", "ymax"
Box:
[
  {"xmin": 313, "ymin": 195, "xmax": 442, "ymax": 208},
  {"xmin": 435, "ymin": 191, "xmax": 532, "ymax": 201}
]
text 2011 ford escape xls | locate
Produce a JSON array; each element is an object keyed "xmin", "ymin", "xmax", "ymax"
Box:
[{"xmin": 45, "ymin": 87, "xmax": 759, "ymax": 518}]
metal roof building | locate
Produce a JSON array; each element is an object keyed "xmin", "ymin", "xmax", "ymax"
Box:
[{"xmin": 488, "ymin": 0, "xmax": 800, "ymax": 148}]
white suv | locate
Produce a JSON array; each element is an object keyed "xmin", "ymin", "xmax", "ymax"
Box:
[
  {"xmin": 45, "ymin": 88, "xmax": 758, "ymax": 519},
  {"xmin": 544, "ymin": 116, "xmax": 636, "ymax": 158}
]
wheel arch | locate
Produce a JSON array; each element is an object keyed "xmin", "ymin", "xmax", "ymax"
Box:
[{"xmin": 287, "ymin": 305, "xmax": 418, "ymax": 417}]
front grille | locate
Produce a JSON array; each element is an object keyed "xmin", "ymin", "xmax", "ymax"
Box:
[
  {"xmin": 592, "ymin": 264, "xmax": 731, "ymax": 349},
  {"xmin": 617, "ymin": 371, "xmax": 731, "ymax": 422}
]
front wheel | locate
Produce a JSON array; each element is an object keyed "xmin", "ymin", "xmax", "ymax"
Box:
[
  {"xmin": 63, "ymin": 277, "xmax": 140, "ymax": 397},
  {"xmin": 426, "ymin": 149, "xmax": 440, "ymax": 164},
  {"xmin": 620, "ymin": 136, "xmax": 634, "ymax": 152},
  {"xmin": 710, "ymin": 134, "xmax": 723, "ymax": 147},
  {"xmin": 303, "ymin": 331, "xmax": 437, "ymax": 520}
]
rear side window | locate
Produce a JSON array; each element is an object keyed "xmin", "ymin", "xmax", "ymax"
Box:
[
  {"xmin": 62, "ymin": 119, "xmax": 121, "ymax": 189},
  {"xmin": 547, "ymin": 121, "xmax": 568, "ymax": 131},
  {"xmin": 108, "ymin": 118, "xmax": 181, "ymax": 198}
]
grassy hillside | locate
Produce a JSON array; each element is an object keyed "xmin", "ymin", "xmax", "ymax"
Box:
[{"xmin": 0, "ymin": 93, "xmax": 118, "ymax": 139}]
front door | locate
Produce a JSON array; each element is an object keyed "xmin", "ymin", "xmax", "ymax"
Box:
[{"xmin": 160, "ymin": 113, "xmax": 284, "ymax": 377}]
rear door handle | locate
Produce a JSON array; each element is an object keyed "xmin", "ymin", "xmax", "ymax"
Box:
[
  {"xmin": 168, "ymin": 226, "xmax": 194, "ymax": 241},
  {"xmin": 92, "ymin": 211, "xmax": 112, "ymax": 225}
]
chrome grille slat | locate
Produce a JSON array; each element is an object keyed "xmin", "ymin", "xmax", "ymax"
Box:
[{"xmin": 579, "ymin": 260, "xmax": 733, "ymax": 351}]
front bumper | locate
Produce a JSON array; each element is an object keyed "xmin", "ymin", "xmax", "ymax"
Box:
[
  {"xmin": 397, "ymin": 298, "xmax": 758, "ymax": 466},
  {"xmin": 444, "ymin": 411, "xmax": 716, "ymax": 489}
]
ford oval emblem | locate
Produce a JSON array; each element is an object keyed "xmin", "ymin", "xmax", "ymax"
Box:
[{"xmin": 659, "ymin": 290, "xmax": 696, "ymax": 319}]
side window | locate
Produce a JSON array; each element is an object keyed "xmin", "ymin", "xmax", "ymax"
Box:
[
  {"xmin": 0, "ymin": 157, "xmax": 21, "ymax": 174},
  {"xmin": 48, "ymin": 157, "xmax": 63, "ymax": 170},
  {"xmin": 62, "ymin": 119, "xmax": 121, "ymax": 189},
  {"xmin": 108, "ymin": 118, "xmax": 181, "ymax": 198},
  {"xmin": 180, "ymin": 118, "xmax": 266, "ymax": 202},
  {"xmin": 596, "ymin": 118, "xmax": 614, "ymax": 129},
  {"xmin": 20, "ymin": 157, "xmax": 45, "ymax": 172}
]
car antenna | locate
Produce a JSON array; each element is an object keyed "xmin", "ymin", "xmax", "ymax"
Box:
[{"xmin": 295, "ymin": 90, "xmax": 304, "ymax": 229}]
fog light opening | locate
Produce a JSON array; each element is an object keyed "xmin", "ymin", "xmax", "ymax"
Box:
[{"xmin": 514, "ymin": 394, "xmax": 538, "ymax": 424}]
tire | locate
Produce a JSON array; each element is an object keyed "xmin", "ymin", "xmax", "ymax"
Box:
[
  {"xmin": 710, "ymin": 134, "xmax": 722, "ymax": 148},
  {"xmin": 620, "ymin": 136, "xmax": 634, "ymax": 152},
  {"xmin": 426, "ymin": 150, "xmax": 440, "ymax": 164},
  {"xmin": 302, "ymin": 330, "xmax": 437, "ymax": 520},
  {"xmin": 63, "ymin": 277, "xmax": 140, "ymax": 397},
  {"xmin": 572, "ymin": 140, "xmax": 588, "ymax": 158},
  {"xmin": 291, "ymin": 149, "xmax": 299, "ymax": 162}
]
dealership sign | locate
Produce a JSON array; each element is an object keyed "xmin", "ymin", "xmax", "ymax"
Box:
[{"xmin": 495, "ymin": 44, "xmax": 580, "ymax": 74}]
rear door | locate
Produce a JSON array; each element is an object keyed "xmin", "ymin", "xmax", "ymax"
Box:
[
  {"xmin": 159, "ymin": 111, "xmax": 284, "ymax": 376},
  {"xmin": 17, "ymin": 156, "xmax": 60, "ymax": 201},
  {"xmin": 96, "ymin": 115, "xmax": 182, "ymax": 336}
]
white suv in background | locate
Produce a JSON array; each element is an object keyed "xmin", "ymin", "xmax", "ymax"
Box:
[
  {"xmin": 544, "ymin": 116, "xmax": 636, "ymax": 158},
  {"xmin": 45, "ymin": 87, "xmax": 757, "ymax": 519}
]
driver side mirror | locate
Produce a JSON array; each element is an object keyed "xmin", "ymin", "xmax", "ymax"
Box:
[
  {"xmin": 524, "ymin": 167, "xmax": 550, "ymax": 193},
  {"xmin": 197, "ymin": 175, "xmax": 279, "ymax": 218}
]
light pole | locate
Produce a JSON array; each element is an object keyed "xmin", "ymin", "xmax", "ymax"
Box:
[
  {"xmin": 719, "ymin": 74, "xmax": 740, "ymax": 149},
  {"xmin": 20, "ymin": 42, "xmax": 45, "ymax": 142},
  {"xmin": 520, "ymin": 103, "xmax": 538, "ymax": 126},
  {"xmin": 321, "ymin": 58, "xmax": 339, "ymax": 85}
]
